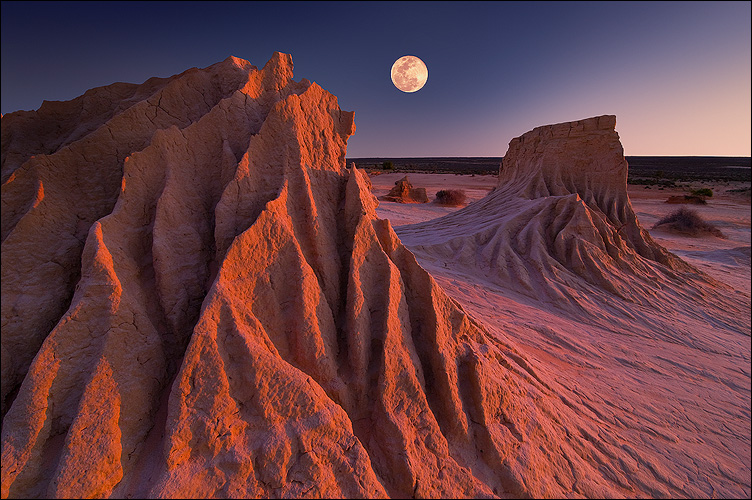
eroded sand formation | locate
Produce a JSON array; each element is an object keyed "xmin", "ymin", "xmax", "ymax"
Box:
[
  {"xmin": 395, "ymin": 117, "xmax": 751, "ymax": 498},
  {"xmin": 2, "ymin": 56, "xmax": 749, "ymax": 499},
  {"xmin": 379, "ymin": 175, "xmax": 429, "ymax": 204},
  {"xmin": 397, "ymin": 116, "xmax": 742, "ymax": 313}
]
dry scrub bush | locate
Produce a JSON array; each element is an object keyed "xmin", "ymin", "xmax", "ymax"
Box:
[
  {"xmin": 652, "ymin": 208, "xmax": 724, "ymax": 237},
  {"xmin": 666, "ymin": 194, "xmax": 706, "ymax": 204},
  {"xmin": 434, "ymin": 189, "xmax": 467, "ymax": 206}
]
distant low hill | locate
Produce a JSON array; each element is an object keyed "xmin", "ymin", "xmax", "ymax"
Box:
[{"xmin": 348, "ymin": 156, "xmax": 752, "ymax": 182}]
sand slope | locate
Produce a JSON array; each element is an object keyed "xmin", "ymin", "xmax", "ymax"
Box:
[{"xmin": 391, "ymin": 118, "xmax": 751, "ymax": 497}]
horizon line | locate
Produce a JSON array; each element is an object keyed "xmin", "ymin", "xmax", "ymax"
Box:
[{"xmin": 346, "ymin": 155, "xmax": 752, "ymax": 159}]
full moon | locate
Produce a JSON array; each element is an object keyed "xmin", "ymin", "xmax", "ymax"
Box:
[{"xmin": 391, "ymin": 55, "xmax": 428, "ymax": 93}]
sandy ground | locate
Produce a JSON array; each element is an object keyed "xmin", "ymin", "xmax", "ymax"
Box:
[
  {"xmin": 370, "ymin": 171, "xmax": 751, "ymax": 496},
  {"xmin": 371, "ymin": 172, "xmax": 751, "ymax": 294}
]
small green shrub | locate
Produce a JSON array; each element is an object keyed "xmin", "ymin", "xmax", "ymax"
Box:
[
  {"xmin": 382, "ymin": 161, "xmax": 394, "ymax": 170},
  {"xmin": 434, "ymin": 189, "xmax": 467, "ymax": 206},
  {"xmin": 652, "ymin": 208, "xmax": 724, "ymax": 237},
  {"xmin": 690, "ymin": 188, "xmax": 713, "ymax": 198}
]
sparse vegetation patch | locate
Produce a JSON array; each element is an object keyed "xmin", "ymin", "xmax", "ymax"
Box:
[
  {"xmin": 652, "ymin": 208, "xmax": 724, "ymax": 237},
  {"xmin": 434, "ymin": 189, "xmax": 467, "ymax": 206},
  {"xmin": 666, "ymin": 195, "xmax": 707, "ymax": 205}
]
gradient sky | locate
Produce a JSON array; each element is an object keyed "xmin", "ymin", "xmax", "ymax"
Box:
[{"xmin": 2, "ymin": 1, "xmax": 750, "ymax": 157}]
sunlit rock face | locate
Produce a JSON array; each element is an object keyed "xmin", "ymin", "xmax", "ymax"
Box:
[
  {"xmin": 2, "ymin": 54, "xmax": 627, "ymax": 499},
  {"xmin": 379, "ymin": 175, "xmax": 429, "ymax": 203},
  {"xmin": 3, "ymin": 54, "xmax": 750, "ymax": 500}
]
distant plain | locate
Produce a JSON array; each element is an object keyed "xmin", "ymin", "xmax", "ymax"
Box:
[{"xmin": 349, "ymin": 156, "xmax": 752, "ymax": 183}]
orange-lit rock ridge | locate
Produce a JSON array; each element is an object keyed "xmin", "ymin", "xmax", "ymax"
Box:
[{"xmin": 2, "ymin": 54, "xmax": 749, "ymax": 499}]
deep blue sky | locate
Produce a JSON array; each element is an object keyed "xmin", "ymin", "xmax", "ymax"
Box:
[{"xmin": 2, "ymin": 1, "xmax": 750, "ymax": 156}]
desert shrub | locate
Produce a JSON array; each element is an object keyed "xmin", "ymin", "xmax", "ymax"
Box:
[
  {"xmin": 652, "ymin": 208, "xmax": 724, "ymax": 237},
  {"xmin": 690, "ymin": 188, "xmax": 713, "ymax": 198},
  {"xmin": 434, "ymin": 189, "xmax": 467, "ymax": 206},
  {"xmin": 665, "ymin": 194, "xmax": 706, "ymax": 204},
  {"xmin": 382, "ymin": 161, "xmax": 394, "ymax": 170}
]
